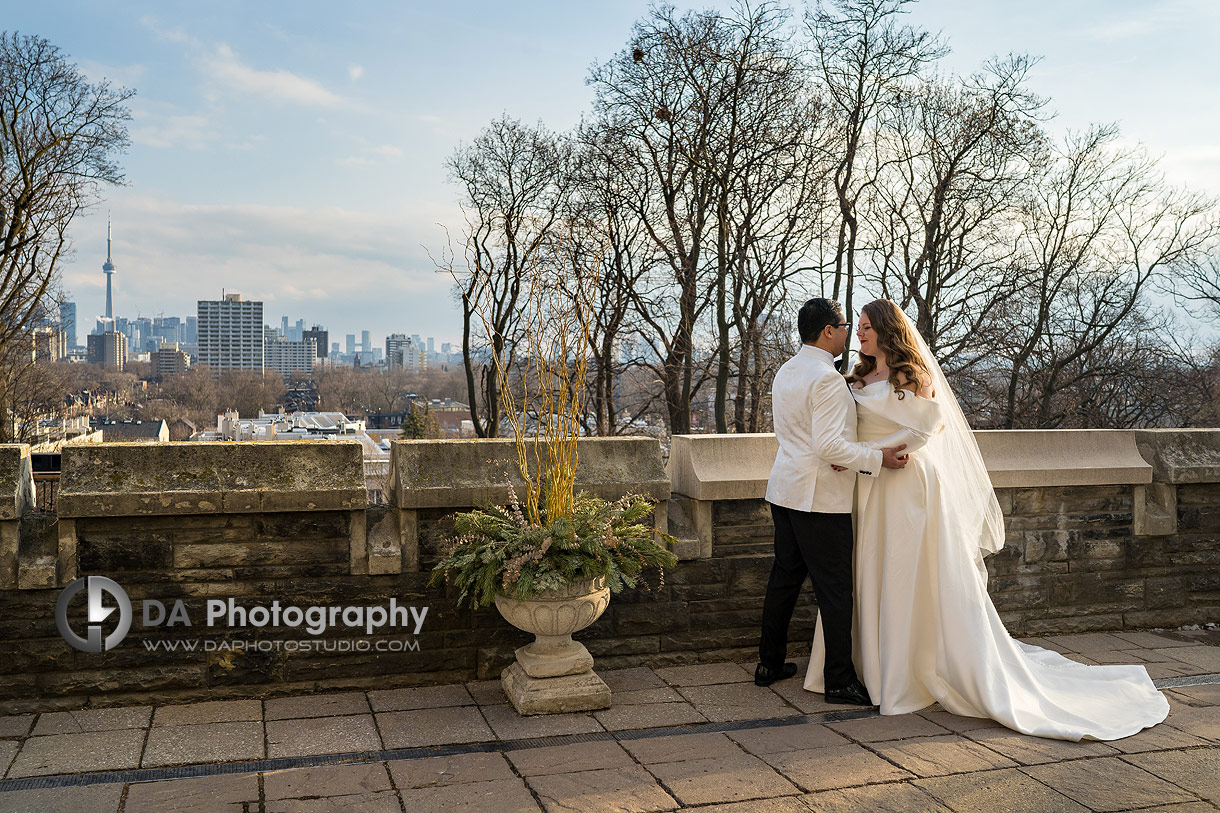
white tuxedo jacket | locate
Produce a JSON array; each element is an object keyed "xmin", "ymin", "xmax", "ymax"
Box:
[{"xmin": 766, "ymin": 345, "xmax": 882, "ymax": 514}]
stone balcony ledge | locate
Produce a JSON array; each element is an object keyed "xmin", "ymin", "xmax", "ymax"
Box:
[{"xmin": 56, "ymin": 441, "xmax": 368, "ymax": 517}]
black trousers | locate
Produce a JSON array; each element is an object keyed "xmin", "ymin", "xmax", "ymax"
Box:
[{"xmin": 759, "ymin": 503, "xmax": 858, "ymax": 689}]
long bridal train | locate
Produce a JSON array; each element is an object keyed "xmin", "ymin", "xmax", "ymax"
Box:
[{"xmin": 805, "ymin": 380, "xmax": 1168, "ymax": 742}]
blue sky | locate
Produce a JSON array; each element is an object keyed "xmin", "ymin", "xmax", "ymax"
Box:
[{"xmin": 7, "ymin": 0, "xmax": 1219, "ymax": 348}]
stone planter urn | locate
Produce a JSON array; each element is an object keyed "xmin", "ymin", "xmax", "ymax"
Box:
[{"xmin": 495, "ymin": 576, "xmax": 612, "ymax": 714}]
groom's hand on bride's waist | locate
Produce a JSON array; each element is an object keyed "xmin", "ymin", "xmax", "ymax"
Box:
[{"xmin": 881, "ymin": 444, "xmax": 909, "ymax": 469}]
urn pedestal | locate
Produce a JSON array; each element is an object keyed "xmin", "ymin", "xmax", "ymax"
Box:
[{"xmin": 495, "ymin": 577, "xmax": 611, "ymax": 714}]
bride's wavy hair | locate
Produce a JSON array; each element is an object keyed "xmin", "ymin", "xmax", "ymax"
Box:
[{"xmin": 848, "ymin": 299, "xmax": 931, "ymax": 399}]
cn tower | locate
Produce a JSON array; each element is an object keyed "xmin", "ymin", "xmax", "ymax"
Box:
[{"xmin": 102, "ymin": 216, "xmax": 116, "ymax": 319}]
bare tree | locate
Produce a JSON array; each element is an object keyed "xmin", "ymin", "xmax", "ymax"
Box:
[
  {"xmin": 806, "ymin": 0, "xmax": 944, "ymax": 362},
  {"xmin": 588, "ymin": 6, "xmax": 725, "ymax": 434},
  {"xmin": 0, "ymin": 33, "xmax": 132, "ymax": 441},
  {"xmin": 997, "ymin": 127, "xmax": 1218, "ymax": 428},
  {"xmin": 446, "ymin": 115, "xmax": 572, "ymax": 437},
  {"xmin": 865, "ymin": 56, "xmax": 1047, "ymax": 363}
]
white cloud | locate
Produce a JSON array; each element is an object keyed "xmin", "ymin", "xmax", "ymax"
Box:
[
  {"xmin": 130, "ymin": 110, "xmax": 213, "ymax": 150},
  {"xmin": 348, "ymin": 64, "xmax": 365, "ymax": 82},
  {"xmin": 202, "ymin": 44, "xmax": 346, "ymax": 108},
  {"xmin": 370, "ymin": 144, "xmax": 403, "ymax": 157},
  {"xmin": 62, "ymin": 194, "xmax": 463, "ymax": 342}
]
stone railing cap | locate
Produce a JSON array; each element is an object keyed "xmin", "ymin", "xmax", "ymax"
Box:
[
  {"xmin": 58, "ymin": 441, "xmax": 368, "ymax": 517},
  {"xmin": 1134, "ymin": 429, "xmax": 1220, "ymax": 484},
  {"xmin": 667, "ymin": 429, "xmax": 1159, "ymax": 499},
  {"xmin": 389, "ymin": 436, "xmax": 669, "ymax": 509},
  {"xmin": 668, "ymin": 434, "xmax": 777, "ymax": 501},
  {"xmin": 0, "ymin": 445, "xmax": 34, "ymax": 521}
]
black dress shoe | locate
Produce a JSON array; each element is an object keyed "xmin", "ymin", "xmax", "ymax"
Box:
[
  {"xmin": 754, "ymin": 662, "xmax": 798, "ymax": 687},
  {"xmin": 825, "ymin": 678, "xmax": 874, "ymax": 706}
]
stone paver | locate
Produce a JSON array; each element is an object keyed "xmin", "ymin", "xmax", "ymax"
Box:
[
  {"xmin": 1161, "ymin": 704, "xmax": 1220, "ymax": 742},
  {"xmin": 528, "ymin": 765, "xmax": 678, "ymax": 813},
  {"xmin": 264, "ymin": 691, "xmax": 370, "ymax": 720},
  {"xmin": 388, "ymin": 751, "xmax": 517, "ymax": 788},
  {"xmin": 869, "ymin": 734, "xmax": 1016, "ymax": 777},
  {"xmin": 0, "ymin": 714, "xmax": 34, "ymax": 738},
  {"xmin": 1171, "ymin": 683, "xmax": 1220, "ymax": 705},
  {"xmin": 917, "ymin": 709, "xmax": 1005, "ymax": 733},
  {"xmin": 7, "ymin": 728, "xmax": 144, "ymax": 777},
  {"xmin": 914, "ymin": 767, "xmax": 1090, "ymax": 813},
  {"xmin": 963, "ymin": 727, "xmax": 1118, "ymax": 765},
  {"xmin": 1163, "ymin": 646, "xmax": 1220, "ymax": 672},
  {"xmin": 762, "ymin": 742, "xmax": 913, "ymax": 792},
  {"xmin": 368, "ymin": 682, "xmax": 473, "ymax": 711},
  {"xmin": 593, "ymin": 701, "xmax": 706, "ymax": 731},
  {"xmin": 265, "ymin": 790, "xmax": 402, "ymax": 813},
  {"xmin": 646, "ymin": 751, "xmax": 800, "ymax": 806},
  {"xmin": 1105, "ymin": 722, "xmax": 1211, "ymax": 753},
  {"xmin": 1123, "ymin": 747, "xmax": 1220, "ymax": 803},
  {"xmin": 464, "ymin": 679, "xmax": 507, "ymax": 705},
  {"xmin": 266, "ymin": 713, "xmax": 381, "ymax": 757},
  {"xmin": 377, "ymin": 705, "xmax": 493, "ymax": 748},
  {"xmin": 677, "ymin": 682, "xmax": 799, "ymax": 722},
  {"xmin": 805, "ymin": 781, "xmax": 950, "ymax": 812},
  {"xmin": 397, "ymin": 776, "xmax": 541, "ymax": 812},
  {"xmin": 264, "ymin": 762, "xmax": 392, "ymax": 800},
  {"xmin": 124, "ymin": 773, "xmax": 260, "ymax": 812},
  {"xmin": 1024, "ymin": 755, "xmax": 1197, "ymax": 812},
  {"xmin": 653, "ymin": 662, "xmax": 753, "ymax": 687},
  {"xmin": 0, "ymin": 784, "xmax": 123, "ymax": 813},
  {"xmin": 619, "ymin": 731, "xmax": 742, "ymax": 764},
  {"xmin": 727, "ymin": 722, "xmax": 848, "ymax": 755},
  {"xmin": 506, "ymin": 739, "xmax": 635, "ymax": 776},
  {"xmin": 31, "ymin": 705, "xmax": 151, "ymax": 735},
  {"xmin": 826, "ymin": 712, "xmax": 950, "ymax": 742},
  {"xmin": 601, "ymin": 667, "xmax": 669, "ymax": 692},
  {"xmin": 153, "ymin": 699, "xmax": 262, "ymax": 726},
  {"xmin": 479, "ymin": 703, "xmax": 603, "ymax": 739},
  {"xmin": 0, "ymin": 631, "xmax": 1216, "ymax": 813},
  {"xmin": 142, "ymin": 721, "xmax": 263, "ymax": 767}
]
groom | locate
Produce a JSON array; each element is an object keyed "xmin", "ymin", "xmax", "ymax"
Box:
[{"xmin": 755, "ymin": 298, "xmax": 907, "ymax": 704}]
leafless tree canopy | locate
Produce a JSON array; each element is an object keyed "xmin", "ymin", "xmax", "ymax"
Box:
[
  {"xmin": 0, "ymin": 32, "xmax": 133, "ymax": 442},
  {"xmin": 442, "ymin": 3, "xmax": 1220, "ymax": 436}
]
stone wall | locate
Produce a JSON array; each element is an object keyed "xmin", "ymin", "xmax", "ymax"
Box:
[{"xmin": 0, "ymin": 429, "xmax": 1217, "ymax": 712}]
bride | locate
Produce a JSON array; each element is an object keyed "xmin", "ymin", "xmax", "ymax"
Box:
[{"xmin": 804, "ymin": 298, "xmax": 1168, "ymax": 741}]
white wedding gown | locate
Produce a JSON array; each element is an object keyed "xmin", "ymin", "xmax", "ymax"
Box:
[{"xmin": 804, "ymin": 381, "xmax": 1169, "ymax": 741}]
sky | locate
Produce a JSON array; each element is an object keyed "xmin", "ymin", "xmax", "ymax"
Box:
[{"xmin": 7, "ymin": 0, "xmax": 1220, "ymax": 349}]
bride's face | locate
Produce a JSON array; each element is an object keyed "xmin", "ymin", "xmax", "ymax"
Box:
[{"xmin": 857, "ymin": 315, "xmax": 876, "ymax": 355}]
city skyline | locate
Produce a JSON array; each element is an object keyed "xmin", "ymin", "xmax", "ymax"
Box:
[{"xmin": 8, "ymin": 0, "xmax": 1220, "ymax": 345}]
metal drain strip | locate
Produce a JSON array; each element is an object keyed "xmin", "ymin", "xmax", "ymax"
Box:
[{"xmin": 0, "ymin": 672, "xmax": 1213, "ymax": 794}]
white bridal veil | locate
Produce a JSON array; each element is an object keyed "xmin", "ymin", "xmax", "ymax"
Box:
[{"xmin": 902, "ymin": 313, "xmax": 1006, "ymax": 562}]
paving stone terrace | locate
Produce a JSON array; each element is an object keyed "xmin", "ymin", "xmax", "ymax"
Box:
[{"xmin": 0, "ymin": 630, "xmax": 1217, "ymax": 812}]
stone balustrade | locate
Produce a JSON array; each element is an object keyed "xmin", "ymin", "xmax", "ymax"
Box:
[{"xmin": 0, "ymin": 429, "xmax": 1216, "ymax": 712}]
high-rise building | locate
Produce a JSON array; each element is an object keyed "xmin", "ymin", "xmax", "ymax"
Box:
[
  {"xmin": 303, "ymin": 325, "xmax": 328, "ymax": 358},
  {"xmin": 60, "ymin": 301, "xmax": 77, "ymax": 349},
  {"xmin": 427, "ymin": 337, "xmax": 435, "ymax": 355},
  {"xmin": 386, "ymin": 333, "xmax": 410, "ymax": 368},
  {"xmin": 152, "ymin": 343, "xmax": 190, "ymax": 376},
  {"xmin": 265, "ymin": 336, "xmax": 316, "ymax": 378},
  {"xmin": 345, "ymin": 334, "xmax": 356, "ymax": 355},
  {"xmin": 330, "ymin": 341, "xmax": 340, "ymax": 356},
  {"xmin": 102, "ymin": 217, "xmax": 117, "ymax": 319},
  {"xmin": 33, "ymin": 326, "xmax": 67, "ymax": 363},
  {"xmin": 197, "ymin": 293, "xmax": 263, "ymax": 374},
  {"xmin": 361, "ymin": 330, "xmax": 371, "ymax": 355},
  {"xmin": 185, "ymin": 316, "xmax": 198, "ymax": 345},
  {"xmin": 386, "ymin": 334, "xmax": 426, "ymax": 371},
  {"xmin": 87, "ymin": 331, "xmax": 127, "ymax": 370}
]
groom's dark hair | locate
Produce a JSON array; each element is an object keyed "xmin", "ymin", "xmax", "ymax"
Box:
[{"xmin": 798, "ymin": 298, "xmax": 844, "ymax": 344}]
